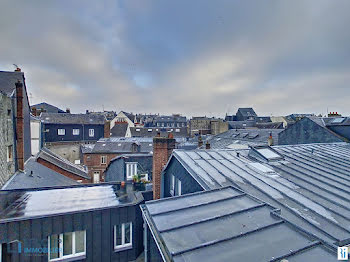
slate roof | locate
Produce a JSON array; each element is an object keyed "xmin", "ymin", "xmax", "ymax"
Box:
[
  {"xmin": 40, "ymin": 113, "xmax": 105, "ymax": 125},
  {"xmin": 110, "ymin": 122, "xmax": 129, "ymax": 137},
  {"xmin": 0, "ymin": 184, "xmax": 143, "ymax": 222},
  {"xmin": 142, "ymin": 187, "xmax": 337, "ymax": 262},
  {"xmin": 37, "ymin": 148, "xmax": 89, "ymax": 179},
  {"xmin": 129, "ymin": 127, "xmax": 188, "ymax": 138},
  {"xmin": 154, "ymin": 115, "xmax": 187, "ymax": 123},
  {"xmin": 227, "ymin": 120, "xmax": 256, "ymax": 129},
  {"xmin": 207, "ymin": 129, "xmax": 282, "ymax": 149},
  {"xmin": 167, "ymin": 143, "xmax": 350, "ymax": 246},
  {"xmin": 30, "ymin": 102, "xmax": 65, "ymax": 113},
  {"xmin": 83, "ymin": 137, "xmax": 154, "ymax": 154},
  {"xmin": 1, "ymin": 157, "xmax": 79, "ymax": 190},
  {"xmin": 237, "ymin": 107, "xmax": 257, "ymax": 117},
  {"xmin": 0, "ymin": 71, "xmax": 25, "ymax": 97}
]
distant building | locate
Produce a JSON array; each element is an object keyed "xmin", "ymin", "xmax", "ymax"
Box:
[
  {"xmin": 129, "ymin": 127, "xmax": 188, "ymax": 138},
  {"xmin": 287, "ymin": 113, "xmax": 315, "ymax": 122},
  {"xmin": 82, "ymin": 137, "xmax": 155, "ymax": 183},
  {"xmin": 278, "ymin": 116, "xmax": 349, "ymax": 145},
  {"xmin": 153, "ymin": 114, "xmax": 187, "ymax": 128},
  {"xmin": 40, "ymin": 113, "xmax": 108, "ymax": 144},
  {"xmin": 0, "ymin": 183, "xmax": 152, "ymax": 261},
  {"xmin": 86, "ymin": 110, "xmax": 117, "ymax": 121},
  {"xmin": 30, "ymin": 102, "xmax": 65, "ymax": 116},
  {"xmin": 0, "ymin": 69, "xmax": 31, "ymax": 186},
  {"xmin": 105, "ymin": 153, "xmax": 153, "ymax": 183},
  {"xmin": 235, "ymin": 107, "xmax": 257, "ymax": 121},
  {"xmin": 189, "ymin": 117, "xmax": 228, "ymax": 136}
]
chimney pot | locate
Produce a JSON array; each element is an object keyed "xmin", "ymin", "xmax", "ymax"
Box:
[{"xmin": 205, "ymin": 141, "xmax": 211, "ymax": 150}]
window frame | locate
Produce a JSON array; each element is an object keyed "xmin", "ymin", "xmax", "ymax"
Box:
[
  {"xmin": 101, "ymin": 155, "xmax": 107, "ymax": 164},
  {"xmin": 170, "ymin": 174, "xmax": 175, "ymax": 196},
  {"xmin": 88, "ymin": 129, "xmax": 94, "ymax": 137},
  {"xmin": 126, "ymin": 162, "xmax": 137, "ymax": 180},
  {"xmin": 72, "ymin": 129, "xmax": 80, "ymax": 136},
  {"xmin": 57, "ymin": 129, "xmax": 65, "ymax": 136},
  {"xmin": 93, "ymin": 171, "xmax": 100, "ymax": 183},
  {"xmin": 7, "ymin": 145, "xmax": 13, "ymax": 162},
  {"xmin": 48, "ymin": 230, "xmax": 86, "ymax": 261},
  {"xmin": 114, "ymin": 222, "xmax": 133, "ymax": 251},
  {"xmin": 176, "ymin": 179, "xmax": 182, "ymax": 196}
]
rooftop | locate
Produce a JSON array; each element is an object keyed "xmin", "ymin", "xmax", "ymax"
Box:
[
  {"xmin": 142, "ymin": 187, "xmax": 336, "ymax": 262},
  {"xmin": 167, "ymin": 143, "xmax": 350, "ymax": 246},
  {"xmin": 30, "ymin": 102, "xmax": 65, "ymax": 113},
  {"xmin": 1, "ymin": 157, "xmax": 79, "ymax": 190},
  {"xmin": 0, "ymin": 184, "xmax": 142, "ymax": 222},
  {"xmin": 0, "ymin": 70, "xmax": 25, "ymax": 97},
  {"xmin": 40, "ymin": 113, "xmax": 106, "ymax": 125}
]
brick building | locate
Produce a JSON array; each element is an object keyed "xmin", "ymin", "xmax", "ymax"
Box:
[
  {"xmin": 82, "ymin": 137, "xmax": 154, "ymax": 183},
  {"xmin": 189, "ymin": 117, "xmax": 228, "ymax": 136}
]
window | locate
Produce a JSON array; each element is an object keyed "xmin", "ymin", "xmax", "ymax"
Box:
[
  {"xmin": 58, "ymin": 129, "xmax": 65, "ymax": 135},
  {"xmin": 93, "ymin": 171, "xmax": 100, "ymax": 183},
  {"xmin": 114, "ymin": 222, "xmax": 132, "ymax": 251},
  {"xmin": 89, "ymin": 129, "xmax": 94, "ymax": 137},
  {"xmin": 175, "ymin": 128, "xmax": 180, "ymax": 132},
  {"xmin": 73, "ymin": 129, "xmax": 80, "ymax": 135},
  {"xmin": 48, "ymin": 230, "xmax": 86, "ymax": 261},
  {"xmin": 170, "ymin": 174, "xmax": 175, "ymax": 196},
  {"xmin": 7, "ymin": 145, "xmax": 13, "ymax": 162},
  {"xmin": 176, "ymin": 179, "xmax": 182, "ymax": 196},
  {"xmin": 126, "ymin": 163, "xmax": 137, "ymax": 180},
  {"xmin": 101, "ymin": 156, "xmax": 107, "ymax": 164}
]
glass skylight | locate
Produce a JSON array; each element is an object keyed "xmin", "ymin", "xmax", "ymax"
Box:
[
  {"xmin": 256, "ymin": 148, "xmax": 282, "ymax": 160},
  {"xmin": 331, "ymin": 117, "xmax": 345, "ymax": 123}
]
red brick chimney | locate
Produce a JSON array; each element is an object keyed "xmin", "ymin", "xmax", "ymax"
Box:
[
  {"xmin": 152, "ymin": 133, "xmax": 176, "ymax": 199},
  {"xmin": 15, "ymin": 80, "xmax": 24, "ymax": 171},
  {"xmin": 104, "ymin": 120, "xmax": 111, "ymax": 138}
]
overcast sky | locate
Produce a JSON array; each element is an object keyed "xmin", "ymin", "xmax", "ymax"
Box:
[{"xmin": 1, "ymin": 0, "xmax": 350, "ymax": 117}]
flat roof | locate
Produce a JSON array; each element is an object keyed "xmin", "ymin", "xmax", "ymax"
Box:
[
  {"xmin": 0, "ymin": 184, "xmax": 141, "ymax": 222},
  {"xmin": 142, "ymin": 187, "xmax": 337, "ymax": 262}
]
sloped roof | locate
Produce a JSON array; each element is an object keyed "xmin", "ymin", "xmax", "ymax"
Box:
[
  {"xmin": 237, "ymin": 108, "xmax": 257, "ymax": 117},
  {"xmin": 207, "ymin": 129, "xmax": 282, "ymax": 149},
  {"xmin": 40, "ymin": 113, "xmax": 105, "ymax": 125},
  {"xmin": 111, "ymin": 122, "xmax": 129, "ymax": 137},
  {"xmin": 168, "ymin": 143, "xmax": 350, "ymax": 246},
  {"xmin": 30, "ymin": 102, "xmax": 65, "ymax": 113},
  {"xmin": 37, "ymin": 148, "xmax": 90, "ymax": 179},
  {"xmin": 130, "ymin": 127, "xmax": 188, "ymax": 138},
  {"xmin": 142, "ymin": 187, "xmax": 336, "ymax": 262},
  {"xmin": 0, "ymin": 71, "xmax": 24, "ymax": 97},
  {"xmin": 2, "ymin": 157, "xmax": 79, "ymax": 190}
]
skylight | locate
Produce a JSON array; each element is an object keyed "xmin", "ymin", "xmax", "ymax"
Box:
[
  {"xmin": 256, "ymin": 148, "xmax": 283, "ymax": 160},
  {"xmin": 331, "ymin": 117, "xmax": 345, "ymax": 123}
]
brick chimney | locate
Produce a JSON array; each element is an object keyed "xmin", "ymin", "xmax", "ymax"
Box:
[
  {"xmin": 268, "ymin": 132, "xmax": 274, "ymax": 146},
  {"xmin": 104, "ymin": 120, "xmax": 111, "ymax": 138},
  {"xmin": 198, "ymin": 135, "xmax": 203, "ymax": 148},
  {"xmin": 31, "ymin": 106, "xmax": 37, "ymax": 116},
  {"xmin": 152, "ymin": 133, "xmax": 176, "ymax": 199},
  {"xmin": 205, "ymin": 141, "xmax": 211, "ymax": 149},
  {"xmin": 66, "ymin": 108, "xmax": 71, "ymax": 113},
  {"xmin": 15, "ymin": 80, "xmax": 24, "ymax": 171}
]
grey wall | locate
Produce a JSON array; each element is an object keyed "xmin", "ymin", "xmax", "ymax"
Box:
[
  {"xmin": 0, "ymin": 204, "xmax": 144, "ymax": 262},
  {"xmin": 278, "ymin": 118, "xmax": 344, "ymax": 145},
  {"xmin": 162, "ymin": 157, "xmax": 203, "ymax": 198},
  {"xmin": 22, "ymin": 86, "xmax": 31, "ymax": 162}
]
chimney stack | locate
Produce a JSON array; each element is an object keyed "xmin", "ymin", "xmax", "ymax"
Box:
[
  {"xmin": 66, "ymin": 108, "xmax": 71, "ymax": 113},
  {"xmin": 15, "ymin": 80, "xmax": 24, "ymax": 171},
  {"xmin": 152, "ymin": 133, "xmax": 176, "ymax": 199},
  {"xmin": 104, "ymin": 120, "xmax": 111, "ymax": 138},
  {"xmin": 31, "ymin": 106, "xmax": 37, "ymax": 116},
  {"xmin": 15, "ymin": 67, "xmax": 21, "ymax": 72},
  {"xmin": 268, "ymin": 132, "xmax": 274, "ymax": 146},
  {"xmin": 205, "ymin": 141, "xmax": 211, "ymax": 150},
  {"xmin": 198, "ymin": 135, "xmax": 203, "ymax": 148}
]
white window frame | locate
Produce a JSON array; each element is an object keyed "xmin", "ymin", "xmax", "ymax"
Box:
[
  {"xmin": 48, "ymin": 230, "xmax": 86, "ymax": 261},
  {"xmin": 57, "ymin": 129, "xmax": 65, "ymax": 136},
  {"xmin": 176, "ymin": 179, "xmax": 182, "ymax": 196},
  {"xmin": 114, "ymin": 222, "xmax": 132, "ymax": 251},
  {"xmin": 126, "ymin": 162, "xmax": 137, "ymax": 180},
  {"xmin": 170, "ymin": 174, "xmax": 175, "ymax": 196},
  {"xmin": 73, "ymin": 129, "xmax": 80, "ymax": 135},
  {"xmin": 88, "ymin": 129, "xmax": 94, "ymax": 137},
  {"xmin": 6, "ymin": 145, "xmax": 13, "ymax": 162},
  {"xmin": 101, "ymin": 155, "xmax": 107, "ymax": 164},
  {"xmin": 93, "ymin": 171, "xmax": 100, "ymax": 183}
]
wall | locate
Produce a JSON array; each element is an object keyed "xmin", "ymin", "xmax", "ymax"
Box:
[
  {"xmin": 0, "ymin": 94, "xmax": 15, "ymax": 186},
  {"xmin": 278, "ymin": 118, "xmax": 344, "ymax": 145},
  {"xmin": 22, "ymin": 83, "xmax": 31, "ymax": 163},
  {"xmin": 210, "ymin": 120, "xmax": 228, "ymax": 135},
  {"xmin": 83, "ymin": 153, "xmax": 119, "ymax": 182},
  {"xmin": 162, "ymin": 157, "xmax": 204, "ymax": 198},
  {"xmin": 45, "ymin": 143, "xmax": 82, "ymax": 163},
  {"xmin": 0, "ymin": 202, "xmax": 144, "ymax": 262},
  {"xmin": 43, "ymin": 123, "xmax": 104, "ymax": 143}
]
